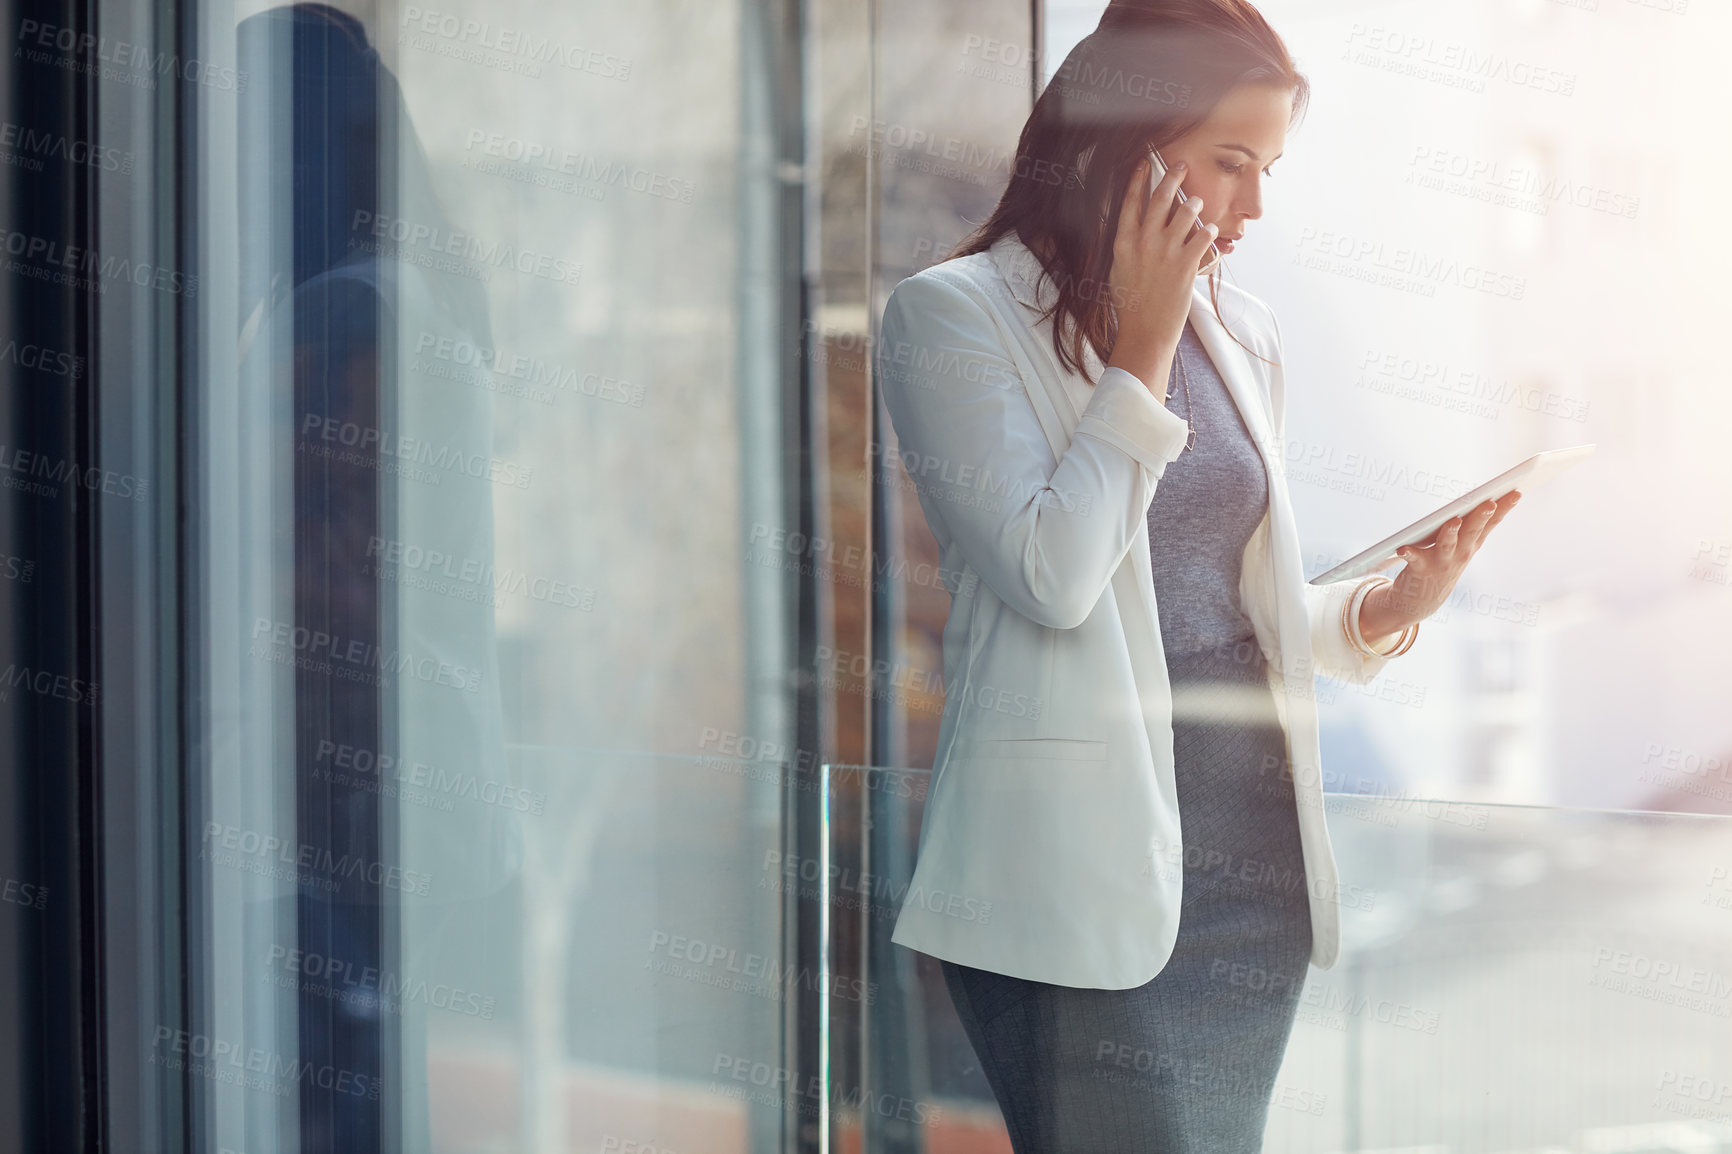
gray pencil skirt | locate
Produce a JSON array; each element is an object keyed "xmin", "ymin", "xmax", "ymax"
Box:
[{"xmin": 939, "ymin": 644, "xmax": 1312, "ymax": 1153}]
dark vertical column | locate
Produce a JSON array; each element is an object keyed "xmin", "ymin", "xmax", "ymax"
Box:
[
  {"xmin": 274, "ymin": 9, "xmax": 391, "ymax": 1149},
  {"xmin": 0, "ymin": 0, "xmax": 106, "ymax": 1148}
]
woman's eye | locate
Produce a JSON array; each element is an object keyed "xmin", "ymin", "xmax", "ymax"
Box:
[{"xmin": 1218, "ymin": 160, "xmax": 1277, "ymax": 178}]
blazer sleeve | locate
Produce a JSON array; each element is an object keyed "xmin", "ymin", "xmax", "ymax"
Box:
[
  {"xmin": 876, "ymin": 270, "xmax": 1193, "ymax": 630},
  {"xmin": 1265, "ymin": 305, "xmax": 1399, "ymax": 685},
  {"xmin": 1305, "ymin": 579, "xmax": 1396, "ymax": 685}
]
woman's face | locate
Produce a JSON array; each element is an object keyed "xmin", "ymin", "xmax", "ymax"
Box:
[{"xmin": 1155, "ymin": 82, "xmax": 1294, "ymax": 258}]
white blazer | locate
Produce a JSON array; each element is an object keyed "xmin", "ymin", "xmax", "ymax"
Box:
[{"xmin": 878, "ymin": 233, "xmax": 1395, "ymax": 990}]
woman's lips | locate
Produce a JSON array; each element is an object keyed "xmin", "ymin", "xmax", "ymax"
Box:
[{"xmin": 1215, "ymin": 236, "xmax": 1237, "ymax": 254}]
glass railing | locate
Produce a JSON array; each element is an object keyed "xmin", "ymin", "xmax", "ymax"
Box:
[
  {"xmin": 397, "ymin": 745, "xmax": 788, "ymax": 1153},
  {"xmin": 819, "ymin": 764, "xmax": 1732, "ymax": 1154}
]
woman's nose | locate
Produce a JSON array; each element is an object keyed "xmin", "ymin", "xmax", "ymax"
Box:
[{"xmin": 1239, "ymin": 179, "xmax": 1264, "ymax": 221}]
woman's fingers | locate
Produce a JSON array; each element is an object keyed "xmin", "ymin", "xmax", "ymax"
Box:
[
  {"xmin": 1116, "ymin": 160, "xmax": 1149, "ymax": 250},
  {"xmin": 1150, "ymin": 160, "xmax": 1186, "ymax": 228},
  {"xmin": 1395, "ymin": 491, "xmax": 1524, "ymax": 605},
  {"xmin": 1457, "ymin": 502, "xmax": 1495, "ymax": 552},
  {"xmin": 1119, "ymin": 160, "xmax": 1200, "ymax": 259},
  {"xmin": 1465, "ymin": 494, "xmax": 1521, "ymax": 555},
  {"xmin": 1462, "ymin": 496, "xmax": 1511, "ymax": 552},
  {"xmin": 1185, "ymin": 219, "xmax": 1219, "ymax": 259},
  {"xmin": 1169, "ymin": 197, "xmax": 1206, "ymax": 249},
  {"xmin": 1487, "ymin": 490, "xmax": 1522, "ymax": 530},
  {"xmin": 1437, "ymin": 518, "xmax": 1462, "ymax": 552},
  {"xmin": 1121, "ymin": 156, "xmax": 1150, "ymax": 234}
]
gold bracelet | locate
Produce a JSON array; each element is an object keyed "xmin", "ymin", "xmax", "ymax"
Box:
[
  {"xmin": 1340, "ymin": 578, "xmax": 1367, "ymax": 654},
  {"xmin": 1341, "ymin": 575, "xmax": 1392, "ymax": 658},
  {"xmin": 1348, "ymin": 576, "xmax": 1419, "ymax": 658}
]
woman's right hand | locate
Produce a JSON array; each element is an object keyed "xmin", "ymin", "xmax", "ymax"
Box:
[{"xmin": 1104, "ymin": 156, "xmax": 1216, "ymax": 393}]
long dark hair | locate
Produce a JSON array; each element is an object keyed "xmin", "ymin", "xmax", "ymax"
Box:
[{"xmin": 953, "ymin": 0, "xmax": 1308, "ymax": 379}]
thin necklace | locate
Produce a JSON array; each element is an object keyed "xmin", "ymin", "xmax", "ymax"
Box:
[{"xmin": 1166, "ymin": 335, "xmax": 1197, "ymax": 453}]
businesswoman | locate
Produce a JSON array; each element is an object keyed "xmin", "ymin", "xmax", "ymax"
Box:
[{"xmin": 877, "ymin": 1, "xmax": 1519, "ymax": 1150}]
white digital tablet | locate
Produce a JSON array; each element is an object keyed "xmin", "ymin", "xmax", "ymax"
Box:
[{"xmin": 1309, "ymin": 443, "xmax": 1597, "ymax": 585}]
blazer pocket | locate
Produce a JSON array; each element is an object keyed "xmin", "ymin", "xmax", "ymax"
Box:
[{"xmin": 947, "ymin": 737, "xmax": 1107, "ymax": 763}]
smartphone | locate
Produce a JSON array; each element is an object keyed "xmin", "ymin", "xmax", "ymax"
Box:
[{"xmin": 1148, "ymin": 148, "xmax": 1222, "ymax": 275}]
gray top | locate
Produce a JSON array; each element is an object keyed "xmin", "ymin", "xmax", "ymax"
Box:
[{"xmin": 1146, "ymin": 321, "xmax": 1269, "ymax": 657}]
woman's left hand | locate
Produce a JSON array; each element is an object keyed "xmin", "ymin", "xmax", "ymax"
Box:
[{"xmin": 1357, "ymin": 491, "xmax": 1523, "ymax": 644}]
